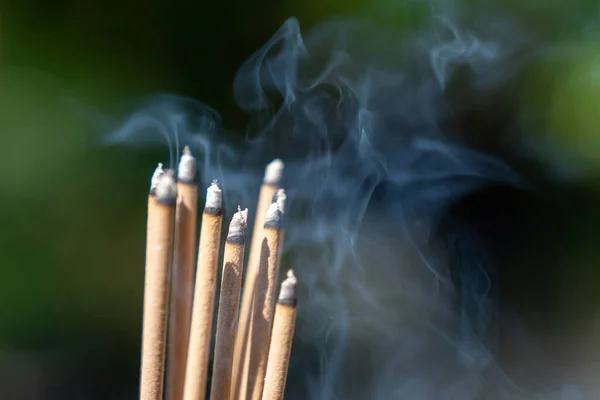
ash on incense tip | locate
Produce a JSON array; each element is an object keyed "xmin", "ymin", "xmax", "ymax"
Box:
[
  {"xmin": 204, "ymin": 180, "xmax": 223, "ymax": 213},
  {"xmin": 227, "ymin": 207, "xmax": 249, "ymax": 244},
  {"xmin": 178, "ymin": 146, "xmax": 197, "ymax": 184},
  {"xmin": 155, "ymin": 169, "xmax": 177, "ymax": 204},
  {"xmin": 273, "ymin": 189, "xmax": 286, "ymax": 214},
  {"xmin": 263, "ymin": 159, "xmax": 284, "ymax": 186},
  {"xmin": 264, "ymin": 202, "xmax": 283, "ymax": 229},
  {"xmin": 150, "ymin": 163, "xmax": 165, "ymax": 195},
  {"xmin": 278, "ymin": 269, "xmax": 297, "ymax": 306}
]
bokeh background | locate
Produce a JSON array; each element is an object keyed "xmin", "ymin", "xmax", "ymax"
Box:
[{"xmin": 2, "ymin": 0, "xmax": 600, "ymax": 398}]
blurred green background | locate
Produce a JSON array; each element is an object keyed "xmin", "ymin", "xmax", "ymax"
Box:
[{"xmin": 2, "ymin": 0, "xmax": 600, "ymax": 398}]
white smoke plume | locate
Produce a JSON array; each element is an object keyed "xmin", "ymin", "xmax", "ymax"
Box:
[{"xmin": 103, "ymin": 6, "xmax": 586, "ymax": 399}]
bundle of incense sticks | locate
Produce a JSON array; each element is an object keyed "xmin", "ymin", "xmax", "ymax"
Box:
[{"xmin": 139, "ymin": 148, "xmax": 298, "ymax": 400}]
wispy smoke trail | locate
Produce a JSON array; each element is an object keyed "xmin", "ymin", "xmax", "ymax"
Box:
[{"xmin": 104, "ymin": 9, "xmax": 582, "ymax": 400}]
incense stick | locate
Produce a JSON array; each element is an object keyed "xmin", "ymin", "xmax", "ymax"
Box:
[
  {"xmin": 262, "ymin": 270, "xmax": 298, "ymax": 400},
  {"xmin": 140, "ymin": 167, "xmax": 177, "ymax": 400},
  {"xmin": 182, "ymin": 181, "xmax": 224, "ymax": 400},
  {"xmin": 232, "ymin": 160, "xmax": 284, "ymax": 398},
  {"xmin": 248, "ymin": 203, "xmax": 285, "ymax": 400},
  {"xmin": 209, "ymin": 207, "xmax": 248, "ymax": 400},
  {"xmin": 166, "ymin": 147, "xmax": 198, "ymax": 400}
]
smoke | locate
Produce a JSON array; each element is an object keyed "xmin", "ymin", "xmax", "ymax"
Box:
[{"xmin": 104, "ymin": 9, "xmax": 582, "ymax": 400}]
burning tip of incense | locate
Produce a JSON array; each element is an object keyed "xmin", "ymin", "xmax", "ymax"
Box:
[
  {"xmin": 228, "ymin": 207, "xmax": 248, "ymax": 242},
  {"xmin": 263, "ymin": 158, "xmax": 284, "ymax": 185},
  {"xmin": 285, "ymin": 269, "xmax": 297, "ymax": 284},
  {"xmin": 278, "ymin": 269, "xmax": 297, "ymax": 304},
  {"xmin": 234, "ymin": 206, "xmax": 248, "ymax": 227},
  {"xmin": 205, "ymin": 180, "xmax": 222, "ymax": 209},
  {"xmin": 274, "ymin": 188, "xmax": 287, "ymax": 213},
  {"xmin": 149, "ymin": 163, "xmax": 165, "ymax": 194},
  {"xmin": 155, "ymin": 169, "xmax": 177, "ymax": 203},
  {"xmin": 264, "ymin": 202, "xmax": 283, "ymax": 228},
  {"xmin": 178, "ymin": 146, "xmax": 197, "ymax": 183}
]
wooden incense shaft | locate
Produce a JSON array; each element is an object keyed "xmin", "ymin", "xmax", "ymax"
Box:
[
  {"xmin": 209, "ymin": 209, "xmax": 248, "ymax": 400},
  {"xmin": 232, "ymin": 189, "xmax": 286, "ymax": 400},
  {"xmin": 140, "ymin": 168, "xmax": 177, "ymax": 400},
  {"xmin": 166, "ymin": 147, "xmax": 198, "ymax": 400},
  {"xmin": 230, "ymin": 185, "xmax": 276, "ymax": 399},
  {"xmin": 235, "ymin": 182, "xmax": 280, "ymax": 351},
  {"xmin": 182, "ymin": 181, "xmax": 223, "ymax": 400},
  {"xmin": 232, "ymin": 160, "xmax": 284, "ymax": 397},
  {"xmin": 247, "ymin": 162, "xmax": 284, "ymax": 298},
  {"xmin": 247, "ymin": 183, "xmax": 280, "ymax": 274},
  {"xmin": 247, "ymin": 204, "xmax": 285, "ymax": 400},
  {"xmin": 262, "ymin": 270, "xmax": 298, "ymax": 400}
]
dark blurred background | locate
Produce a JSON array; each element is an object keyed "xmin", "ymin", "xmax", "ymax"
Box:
[{"xmin": 2, "ymin": 0, "xmax": 600, "ymax": 399}]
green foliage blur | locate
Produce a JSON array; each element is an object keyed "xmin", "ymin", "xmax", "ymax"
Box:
[{"xmin": 2, "ymin": 0, "xmax": 600, "ymax": 398}]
